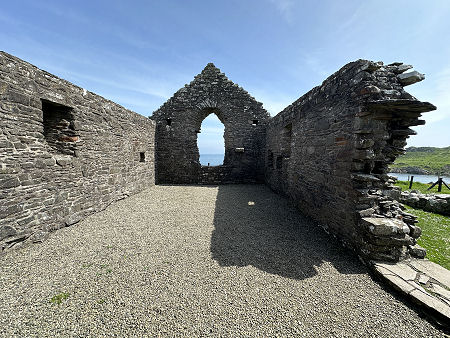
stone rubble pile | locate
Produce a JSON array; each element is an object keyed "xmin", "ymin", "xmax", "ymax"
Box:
[{"xmin": 400, "ymin": 191, "xmax": 450, "ymax": 216}]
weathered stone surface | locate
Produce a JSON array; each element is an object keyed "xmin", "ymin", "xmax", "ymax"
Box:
[
  {"xmin": 410, "ymin": 259, "xmax": 450, "ymax": 289},
  {"xmin": 384, "ymin": 274, "xmax": 416, "ymax": 293},
  {"xmin": 410, "ymin": 289, "xmax": 450, "ymax": 321},
  {"xmin": 0, "ymin": 177, "xmax": 20, "ymax": 189},
  {"xmin": 0, "ymin": 225, "xmax": 17, "ymax": 241},
  {"xmin": 398, "ymin": 71, "xmax": 425, "ymax": 86},
  {"xmin": 265, "ymin": 60, "xmax": 435, "ymax": 261},
  {"xmin": 400, "ymin": 191, "xmax": 450, "ymax": 216},
  {"xmin": 65, "ymin": 212, "xmax": 84, "ymax": 226},
  {"xmin": 409, "ymin": 244, "xmax": 426, "ymax": 258},
  {"xmin": 29, "ymin": 230, "xmax": 49, "ymax": 243},
  {"xmin": 393, "ymin": 64, "xmax": 413, "ymax": 74},
  {"xmin": 418, "ymin": 274, "xmax": 429, "ymax": 285},
  {"xmin": 375, "ymin": 261, "xmax": 417, "ymax": 280},
  {"xmin": 0, "ymin": 53, "xmax": 437, "ymax": 265},
  {"xmin": 0, "ymin": 51, "xmax": 155, "ymax": 251},
  {"xmin": 54, "ymin": 155, "xmax": 72, "ymax": 166},
  {"xmin": 372, "ymin": 258, "xmax": 450, "ymax": 326},
  {"xmin": 363, "ymin": 217, "xmax": 408, "ymax": 236}
]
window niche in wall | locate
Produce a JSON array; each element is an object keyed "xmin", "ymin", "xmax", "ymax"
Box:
[
  {"xmin": 276, "ymin": 155, "xmax": 283, "ymax": 169},
  {"xmin": 268, "ymin": 150, "xmax": 274, "ymax": 168},
  {"xmin": 41, "ymin": 99, "xmax": 78, "ymax": 156},
  {"xmin": 140, "ymin": 152, "xmax": 146, "ymax": 162}
]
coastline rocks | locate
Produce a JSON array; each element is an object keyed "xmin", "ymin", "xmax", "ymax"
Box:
[{"xmin": 391, "ymin": 167, "xmax": 431, "ymax": 175}]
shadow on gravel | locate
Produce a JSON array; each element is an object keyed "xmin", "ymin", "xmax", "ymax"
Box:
[{"xmin": 210, "ymin": 184, "xmax": 366, "ymax": 280}]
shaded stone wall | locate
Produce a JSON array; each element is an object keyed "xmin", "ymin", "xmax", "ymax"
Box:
[
  {"xmin": 152, "ymin": 64, "xmax": 270, "ymax": 184},
  {"xmin": 0, "ymin": 52, "xmax": 155, "ymax": 251},
  {"xmin": 265, "ymin": 60, "xmax": 435, "ymax": 261}
]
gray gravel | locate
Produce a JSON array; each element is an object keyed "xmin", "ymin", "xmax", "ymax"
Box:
[{"xmin": 0, "ymin": 184, "xmax": 446, "ymax": 337}]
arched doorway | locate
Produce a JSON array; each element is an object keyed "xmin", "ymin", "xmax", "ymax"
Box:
[{"xmin": 197, "ymin": 113, "xmax": 225, "ymax": 166}]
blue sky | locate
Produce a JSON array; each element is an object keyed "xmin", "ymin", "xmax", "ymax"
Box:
[{"xmin": 1, "ymin": 0, "xmax": 449, "ymax": 154}]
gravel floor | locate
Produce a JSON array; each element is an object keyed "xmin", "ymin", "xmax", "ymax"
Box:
[{"xmin": 0, "ymin": 184, "xmax": 446, "ymax": 337}]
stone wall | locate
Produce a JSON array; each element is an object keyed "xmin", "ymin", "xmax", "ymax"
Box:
[
  {"xmin": 400, "ymin": 191, "xmax": 450, "ymax": 216},
  {"xmin": 265, "ymin": 60, "xmax": 436, "ymax": 261},
  {"xmin": 0, "ymin": 52, "xmax": 155, "ymax": 251},
  {"xmin": 1, "ymin": 52, "xmax": 438, "ymax": 262},
  {"xmin": 152, "ymin": 63, "xmax": 270, "ymax": 184}
]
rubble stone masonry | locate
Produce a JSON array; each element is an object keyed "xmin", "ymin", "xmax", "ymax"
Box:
[
  {"xmin": 152, "ymin": 63, "xmax": 269, "ymax": 184},
  {"xmin": 0, "ymin": 52, "xmax": 155, "ymax": 251},
  {"xmin": 265, "ymin": 60, "xmax": 435, "ymax": 261},
  {"xmin": 1, "ymin": 53, "xmax": 437, "ymax": 263}
]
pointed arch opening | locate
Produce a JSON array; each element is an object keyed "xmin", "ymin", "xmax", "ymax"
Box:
[{"xmin": 197, "ymin": 113, "xmax": 225, "ymax": 166}]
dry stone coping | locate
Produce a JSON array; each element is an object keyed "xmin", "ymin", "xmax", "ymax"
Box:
[{"xmin": 372, "ymin": 259, "xmax": 450, "ymax": 326}]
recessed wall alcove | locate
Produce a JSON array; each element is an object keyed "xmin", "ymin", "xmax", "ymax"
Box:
[{"xmin": 41, "ymin": 99, "xmax": 78, "ymax": 156}]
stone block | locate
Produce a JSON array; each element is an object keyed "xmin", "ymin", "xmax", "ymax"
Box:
[
  {"xmin": 8, "ymin": 90, "xmax": 29, "ymax": 105},
  {"xmin": 409, "ymin": 259, "xmax": 450, "ymax": 289},
  {"xmin": 55, "ymin": 155, "xmax": 73, "ymax": 166},
  {"xmin": 0, "ymin": 225, "xmax": 17, "ymax": 240},
  {"xmin": 398, "ymin": 71, "xmax": 425, "ymax": 86},
  {"xmin": 430, "ymin": 284, "xmax": 450, "ymax": 302},
  {"xmin": 362, "ymin": 217, "xmax": 406, "ymax": 236},
  {"xmin": 409, "ymin": 289, "xmax": 450, "ymax": 321},
  {"xmin": 0, "ymin": 177, "xmax": 20, "ymax": 189},
  {"xmin": 409, "ymin": 245, "xmax": 426, "ymax": 258},
  {"xmin": 29, "ymin": 230, "xmax": 49, "ymax": 243},
  {"xmin": 0, "ymin": 203, "xmax": 23, "ymax": 218},
  {"xmin": 375, "ymin": 262, "xmax": 418, "ymax": 281}
]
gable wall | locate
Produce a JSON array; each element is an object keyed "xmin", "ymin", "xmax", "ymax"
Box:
[{"xmin": 152, "ymin": 65, "xmax": 270, "ymax": 184}]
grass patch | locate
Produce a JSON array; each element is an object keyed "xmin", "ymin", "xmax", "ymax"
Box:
[
  {"xmin": 405, "ymin": 206, "xmax": 450, "ymax": 270},
  {"xmin": 394, "ymin": 180, "xmax": 450, "ymax": 194},
  {"xmin": 391, "ymin": 146, "xmax": 450, "ymax": 175},
  {"xmin": 50, "ymin": 292, "xmax": 70, "ymax": 305}
]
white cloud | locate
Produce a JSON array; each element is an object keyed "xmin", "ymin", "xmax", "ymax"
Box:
[{"xmin": 268, "ymin": 0, "xmax": 295, "ymax": 24}]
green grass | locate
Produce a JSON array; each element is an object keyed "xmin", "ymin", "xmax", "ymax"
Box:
[
  {"xmin": 391, "ymin": 146, "xmax": 450, "ymax": 175},
  {"xmin": 394, "ymin": 180, "xmax": 450, "ymax": 194},
  {"xmin": 50, "ymin": 292, "xmax": 70, "ymax": 305},
  {"xmin": 405, "ymin": 206, "xmax": 450, "ymax": 270}
]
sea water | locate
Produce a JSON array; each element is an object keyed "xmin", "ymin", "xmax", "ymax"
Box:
[
  {"xmin": 390, "ymin": 173, "xmax": 450, "ymax": 184},
  {"xmin": 197, "ymin": 156, "xmax": 449, "ymax": 183},
  {"xmin": 200, "ymin": 154, "xmax": 224, "ymax": 166}
]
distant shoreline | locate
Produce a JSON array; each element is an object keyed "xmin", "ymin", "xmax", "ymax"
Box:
[{"xmin": 391, "ymin": 146, "xmax": 450, "ymax": 176}]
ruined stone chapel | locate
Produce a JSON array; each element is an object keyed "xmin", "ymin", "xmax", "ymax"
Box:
[{"xmin": 0, "ymin": 51, "xmax": 437, "ymax": 264}]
